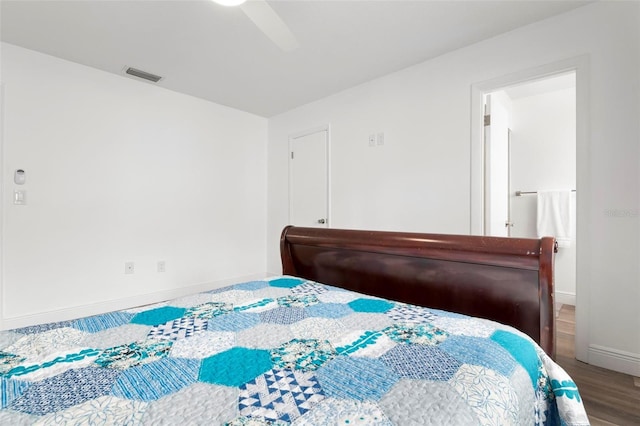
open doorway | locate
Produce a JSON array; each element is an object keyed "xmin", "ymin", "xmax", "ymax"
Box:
[
  {"xmin": 470, "ymin": 55, "xmax": 590, "ymax": 362},
  {"xmin": 485, "ymin": 73, "xmax": 577, "ymax": 307}
]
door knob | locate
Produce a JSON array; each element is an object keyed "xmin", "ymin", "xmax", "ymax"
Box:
[{"xmin": 317, "ymin": 218, "xmax": 326, "ymax": 224}]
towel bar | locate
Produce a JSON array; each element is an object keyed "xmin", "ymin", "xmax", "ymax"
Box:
[{"xmin": 516, "ymin": 190, "xmax": 576, "ymax": 197}]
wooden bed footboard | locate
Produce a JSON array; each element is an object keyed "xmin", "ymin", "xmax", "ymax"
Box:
[{"xmin": 280, "ymin": 226, "xmax": 556, "ymax": 358}]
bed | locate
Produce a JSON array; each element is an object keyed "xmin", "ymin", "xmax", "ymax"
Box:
[{"xmin": 0, "ymin": 226, "xmax": 588, "ymax": 425}]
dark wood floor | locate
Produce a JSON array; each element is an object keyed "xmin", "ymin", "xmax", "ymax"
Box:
[{"xmin": 556, "ymin": 305, "xmax": 640, "ymax": 425}]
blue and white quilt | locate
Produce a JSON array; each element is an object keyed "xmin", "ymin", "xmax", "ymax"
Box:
[{"xmin": 0, "ymin": 276, "xmax": 589, "ymax": 425}]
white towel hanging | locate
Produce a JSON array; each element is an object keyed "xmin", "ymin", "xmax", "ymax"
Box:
[{"xmin": 537, "ymin": 190, "xmax": 572, "ymax": 248}]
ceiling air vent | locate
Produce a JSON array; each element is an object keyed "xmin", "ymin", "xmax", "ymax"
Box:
[{"xmin": 125, "ymin": 67, "xmax": 162, "ymax": 83}]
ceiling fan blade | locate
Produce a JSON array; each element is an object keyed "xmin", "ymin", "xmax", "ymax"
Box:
[{"xmin": 240, "ymin": 0, "xmax": 299, "ymax": 52}]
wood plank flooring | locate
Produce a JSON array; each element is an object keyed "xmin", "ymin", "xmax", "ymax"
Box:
[{"xmin": 556, "ymin": 305, "xmax": 640, "ymax": 425}]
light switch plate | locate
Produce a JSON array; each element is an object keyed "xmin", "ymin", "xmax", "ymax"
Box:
[{"xmin": 13, "ymin": 190, "xmax": 26, "ymax": 205}]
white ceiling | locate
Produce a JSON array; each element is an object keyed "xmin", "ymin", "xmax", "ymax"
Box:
[{"xmin": 1, "ymin": 0, "xmax": 591, "ymax": 117}]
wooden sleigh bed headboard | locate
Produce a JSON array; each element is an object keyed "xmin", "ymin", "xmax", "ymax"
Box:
[{"xmin": 280, "ymin": 226, "xmax": 557, "ymax": 357}]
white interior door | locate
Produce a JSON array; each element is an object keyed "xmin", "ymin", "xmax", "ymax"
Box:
[
  {"xmin": 484, "ymin": 93, "xmax": 511, "ymax": 237},
  {"xmin": 289, "ymin": 129, "xmax": 328, "ymax": 227}
]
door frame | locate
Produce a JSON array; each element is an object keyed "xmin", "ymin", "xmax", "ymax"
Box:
[
  {"xmin": 470, "ymin": 55, "xmax": 590, "ymax": 362},
  {"xmin": 288, "ymin": 124, "xmax": 331, "ymax": 227},
  {"xmin": 0, "ymin": 83, "xmax": 5, "ymax": 329}
]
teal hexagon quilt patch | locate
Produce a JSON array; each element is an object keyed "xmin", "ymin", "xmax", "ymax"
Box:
[
  {"xmin": 130, "ymin": 307, "xmax": 186, "ymax": 326},
  {"xmin": 199, "ymin": 347, "xmax": 273, "ymax": 387},
  {"xmin": 348, "ymin": 298, "xmax": 395, "ymax": 313}
]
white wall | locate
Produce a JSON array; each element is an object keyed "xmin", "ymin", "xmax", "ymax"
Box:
[
  {"xmin": 1, "ymin": 42, "xmax": 268, "ymax": 328},
  {"xmin": 509, "ymin": 86, "xmax": 577, "ymax": 306},
  {"xmin": 267, "ymin": 2, "xmax": 640, "ymax": 375}
]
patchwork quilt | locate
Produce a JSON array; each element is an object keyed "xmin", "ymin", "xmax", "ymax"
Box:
[{"xmin": 1, "ymin": 276, "xmax": 589, "ymax": 425}]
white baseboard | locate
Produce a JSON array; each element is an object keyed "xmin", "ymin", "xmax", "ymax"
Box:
[
  {"xmin": 1, "ymin": 272, "xmax": 268, "ymax": 330},
  {"xmin": 588, "ymin": 344, "xmax": 640, "ymax": 377},
  {"xmin": 555, "ymin": 290, "xmax": 576, "ymax": 306}
]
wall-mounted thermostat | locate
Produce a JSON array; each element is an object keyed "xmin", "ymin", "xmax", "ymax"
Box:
[{"xmin": 14, "ymin": 169, "xmax": 26, "ymax": 185}]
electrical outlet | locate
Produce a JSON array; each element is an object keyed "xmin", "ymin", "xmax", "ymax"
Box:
[
  {"xmin": 125, "ymin": 262, "xmax": 134, "ymax": 274},
  {"xmin": 368, "ymin": 134, "xmax": 376, "ymax": 147},
  {"xmin": 157, "ymin": 261, "xmax": 166, "ymax": 273}
]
